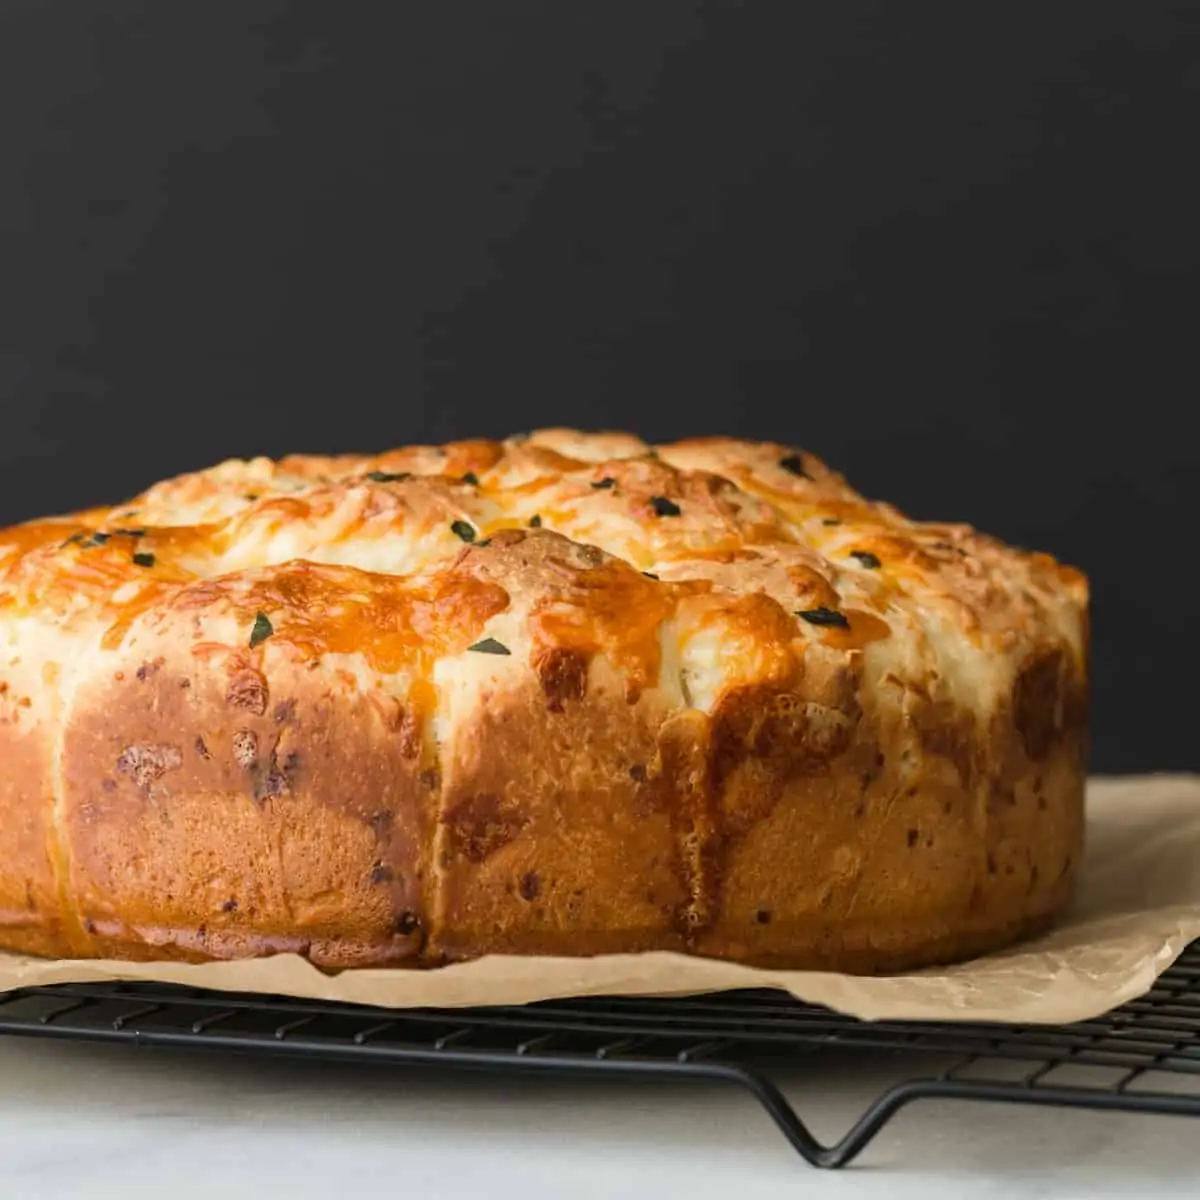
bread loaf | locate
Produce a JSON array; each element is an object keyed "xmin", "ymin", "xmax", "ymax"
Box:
[{"xmin": 0, "ymin": 430, "xmax": 1088, "ymax": 972}]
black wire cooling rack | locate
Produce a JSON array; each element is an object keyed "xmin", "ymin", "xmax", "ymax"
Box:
[{"xmin": 3, "ymin": 944, "xmax": 1200, "ymax": 1169}]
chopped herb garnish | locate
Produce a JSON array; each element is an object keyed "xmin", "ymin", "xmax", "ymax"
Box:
[
  {"xmin": 528, "ymin": 514, "xmax": 542, "ymax": 528},
  {"xmin": 62, "ymin": 532, "xmax": 87, "ymax": 547},
  {"xmin": 244, "ymin": 493, "xmax": 260, "ymax": 502},
  {"xmin": 642, "ymin": 571, "xmax": 659, "ymax": 580},
  {"xmin": 650, "ymin": 496, "xmax": 681, "ymax": 517},
  {"xmin": 476, "ymin": 538, "xmax": 491, "ymax": 547},
  {"xmin": 249, "ymin": 612, "xmax": 274, "ymax": 649},
  {"xmin": 114, "ymin": 528, "xmax": 146, "ymax": 538},
  {"xmin": 82, "ymin": 532, "xmax": 110, "ymax": 548},
  {"xmin": 849, "ymin": 550, "xmax": 881, "ymax": 569},
  {"xmin": 468, "ymin": 637, "xmax": 511, "ymax": 656},
  {"xmin": 460, "ymin": 472, "xmax": 479, "ymax": 485},
  {"xmin": 797, "ymin": 606, "xmax": 850, "ymax": 629},
  {"xmin": 822, "ymin": 518, "xmax": 842, "ymax": 526},
  {"xmin": 779, "ymin": 452, "xmax": 813, "ymax": 480},
  {"xmin": 132, "ymin": 552, "xmax": 156, "ymax": 569},
  {"xmin": 450, "ymin": 520, "xmax": 476, "ymax": 543},
  {"xmin": 366, "ymin": 471, "xmax": 412, "ymax": 484},
  {"xmin": 591, "ymin": 477, "xmax": 616, "ymax": 489}
]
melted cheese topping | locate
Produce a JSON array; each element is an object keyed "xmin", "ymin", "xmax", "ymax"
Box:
[{"xmin": 0, "ymin": 431, "xmax": 1088, "ymax": 728}]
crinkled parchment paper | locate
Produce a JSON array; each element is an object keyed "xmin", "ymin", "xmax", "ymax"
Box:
[{"xmin": 1, "ymin": 775, "xmax": 1196, "ymax": 1023}]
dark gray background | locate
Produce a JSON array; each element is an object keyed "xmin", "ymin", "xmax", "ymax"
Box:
[{"xmin": 1, "ymin": 1, "xmax": 1196, "ymax": 772}]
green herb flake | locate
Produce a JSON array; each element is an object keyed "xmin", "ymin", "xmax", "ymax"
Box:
[
  {"xmin": 132, "ymin": 552, "xmax": 156, "ymax": 569},
  {"xmin": 649, "ymin": 496, "xmax": 681, "ymax": 517},
  {"xmin": 779, "ymin": 452, "xmax": 813, "ymax": 480},
  {"xmin": 249, "ymin": 612, "xmax": 275, "ymax": 649},
  {"xmin": 821, "ymin": 518, "xmax": 842, "ymax": 527},
  {"xmin": 528, "ymin": 514, "xmax": 543, "ymax": 528},
  {"xmin": 62, "ymin": 532, "xmax": 87, "ymax": 548},
  {"xmin": 460, "ymin": 472, "xmax": 479, "ymax": 486},
  {"xmin": 796, "ymin": 606, "xmax": 850, "ymax": 629},
  {"xmin": 591, "ymin": 477, "xmax": 616, "ymax": 490},
  {"xmin": 366, "ymin": 470, "xmax": 412, "ymax": 484},
  {"xmin": 114, "ymin": 528, "xmax": 147, "ymax": 538},
  {"xmin": 450, "ymin": 520, "xmax": 477, "ymax": 543},
  {"xmin": 849, "ymin": 550, "xmax": 881, "ymax": 569},
  {"xmin": 82, "ymin": 532, "xmax": 111, "ymax": 548},
  {"xmin": 642, "ymin": 571, "xmax": 659, "ymax": 580},
  {"xmin": 467, "ymin": 637, "xmax": 511, "ymax": 656}
]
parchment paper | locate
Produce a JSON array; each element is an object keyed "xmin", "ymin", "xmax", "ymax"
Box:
[{"xmin": 0, "ymin": 775, "xmax": 1196, "ymax": 1024}]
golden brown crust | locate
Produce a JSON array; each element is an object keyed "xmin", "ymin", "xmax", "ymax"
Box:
[{"xmin": 0, "ymin": 432, "xmax": 1089, "ymax": 972}]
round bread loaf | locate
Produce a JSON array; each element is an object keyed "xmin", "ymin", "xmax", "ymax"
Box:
[{"xmin": 0, "ymin": 430, "xmax": 1088, "ymax": 972}]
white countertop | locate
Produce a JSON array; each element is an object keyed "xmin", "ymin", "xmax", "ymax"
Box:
[{"xmin": 1, "ymin": 1035, "xmax": 1196, "ymax": 1199}]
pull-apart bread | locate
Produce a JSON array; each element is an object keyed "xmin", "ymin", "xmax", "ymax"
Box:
[{"xmin": 0, "ymin": 430, "xmax": 1089, "ymax": 972}]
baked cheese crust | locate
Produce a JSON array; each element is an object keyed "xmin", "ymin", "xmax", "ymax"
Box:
[{"xmin": 0, "ymin": 430, "xmax": 1088, "ymax": 972}]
